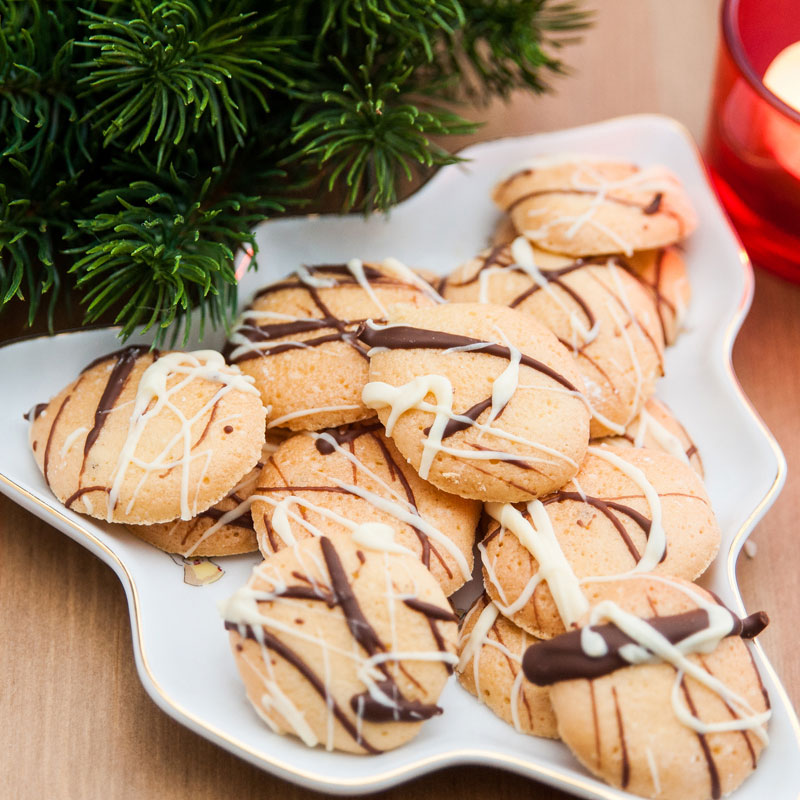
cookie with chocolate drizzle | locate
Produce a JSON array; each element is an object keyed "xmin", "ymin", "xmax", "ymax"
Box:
[
  {"xmin": 29, "ymin": 348, "xmax": 266, "ymax": 524},
  {"xmin": 481, "ymin": 446, "xmax": 720, "ymax": 639},
  {"xmin": 222, "ymin": 530, "xmax": 458, "ymax": 754},
  {"xmin": 251, "ymin": 421, "xmax": 481, "ymax": 595},
  {"xmin": 126, "ymin": 430, "xmax": 291, "ymax": 557},
  {"xmin": 492, "ymin": 157, "xmax": 697, "ymax": 257},
  {"xmin": 360, "ymin": 302, "xmax": 591, "ymax": 502},
  {"xmin": 524, "ymin": 574, "xmax": 770, "ymax": 800},
  {"xmin": 595, "ymin": 396, "xmax": 703, "ymax": 477},
  {"xmin": 457, "ymin": 593, "xmax": 557, "ymax": 739},
  {"xmin": 223, "ymin": 258, "xmax": 442, "ymax": 431},
  {"xmin": 441, "ymin": 237, "xmax": 665, "ymax": 436}
]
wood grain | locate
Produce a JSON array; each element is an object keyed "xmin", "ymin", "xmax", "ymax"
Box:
[{"xmin": 4, "ymin": 2, "xmax": 797, "ymax": 799}]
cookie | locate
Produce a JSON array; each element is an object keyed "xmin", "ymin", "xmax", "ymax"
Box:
[
  {"xmin": 523, "ymin": 574, "xmax": 770, "ymax": 800},
  {"xmin": 224, "ymin": 258, "xmax": 441, "ymax": 431},
  {"xmin": 492, "ymin": 157, "xmax": 697, "ymax": 257},
  {"xmin": 481, "ymin": 446, "xmax": 720, "ymax": 639},
  {"xmin": 251, "ymin": 421, "xmax": 481, "ymax": 595},
  {"xmin": 626, "ymin": 246, "xmax": 690, "ymax": 345},
  {"xmin": 126, "ymin": 430, "xmax": 291, "ymax": 556},
  {"xmin": 457, "ymin": 593, "xmax": 557, "ymax": 738},
  {"xmin": 359, "ymin": 302, "xmax": 591, "ymax": 502},
  {"xmin": 595, "ymin": 396, "xmax": 703, "ymax": 477},
  {"xmin": 29, "ymin": 347, "xmax": 266, "ymax": 524},
  {"xmin": 222, "ymin": 530, "xmax": 458, "ymax": 753},
  {"xmin": 441, "ymin": 237, "xmax": 664, "ymax": 436}
]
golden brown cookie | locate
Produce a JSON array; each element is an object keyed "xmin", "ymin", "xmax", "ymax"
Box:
[
  {"xmin": 222, "ymin": 531, "xmax": 458, "ymax": 754},
  {"xmin": 224, "ymin": 259, "xmax": 441, "ymax": 431},
  {"xmin": 457, "ymin": 593, "xmax": 557, "ymax": 738},
  {"xmin": 595, "ymin": 396, "xmax": 703, "ymax": 477},
  {"xmin": 29, "ymin": 347, "xmax": 266, "ymax": 524},
  {"xmin": 441, "ymin": 238, "xmax": 664, "ymax": 436},
  {"xmin": 251, "ymin": 421, "xmax": 481, "ymax": 595},
  {"xmin": 523, "ymin": 575, "xmax": 770, "ymax": 800},
  {"xmin": 360, "ymin": 302, "xmax": 591, "ymax": 502},
  {"xmin": 481, "ymin": 446, "xmax": 720, "ymax": 638},
  {"xmin": 493, "ymin": 157, "xmax": 697, "ymax": 257}
]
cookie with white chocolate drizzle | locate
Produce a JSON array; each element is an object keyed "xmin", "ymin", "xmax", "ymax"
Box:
[
  {"xmin": 442, "ymin": 237, "xmax": 665, "ymax": 436},
  {"xmin": 457, "ymin": 593, "xmax": 557, "ymax": 738},
  {"xmin": 524, "ymin": 575, "xmax": 770, "ymax": 800},
  {"xmin": 222, "ymin": 530, "xmax": 458, "ymax": 754},
  {"xmin": 359, "ymin": 302, "xmax": 591, "ymax": 502},
  {"xmin": 29, "ymin": 348, "xmax": 266, "ymax": 524},
  {"xmin": 481, "ymin": 446, "xmax": 720, "ymax": 638},
  {"xmin": 251, "ymin": 421, "xmax": 481, "ymax": 595},
  {"xmin": 224, "ymin": 258, "xmax": 442, "ymax": 431},
  {"xmin": 492, "ymin": 157, "xmax": 697, "ymax": 257}
]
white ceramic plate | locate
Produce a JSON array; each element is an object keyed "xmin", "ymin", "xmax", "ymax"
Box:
[{"xmin": 1, "ymin": 115, "xmax": 797, "ymax": 799}]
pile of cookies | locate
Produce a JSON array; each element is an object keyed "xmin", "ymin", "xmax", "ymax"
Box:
[{"xmin": 27, "ymin": 156, "xmax": 771, "ymax": 800}]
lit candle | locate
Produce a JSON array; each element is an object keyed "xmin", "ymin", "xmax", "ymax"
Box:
[
  {"xmin": 763, "ymin": 41, "xmax": 800, "ymax": 113},
  {"xmin": 763, "ymin": 41, "xmax": 800, "ymax": 178}
]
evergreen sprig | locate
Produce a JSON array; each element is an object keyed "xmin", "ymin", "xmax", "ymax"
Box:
[{"xmin": 0, "ymin": 0, "xmax": 589, "ymax": 344}]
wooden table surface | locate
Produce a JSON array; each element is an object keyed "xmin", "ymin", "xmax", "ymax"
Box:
[{"xmin": 3, "ymin": 2, "xmax": 798, "ymax": 798}]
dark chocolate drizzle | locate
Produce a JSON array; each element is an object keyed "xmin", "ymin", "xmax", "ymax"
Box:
[
  {"xmin": 522, "ymin": 608, "xmax": 769, "ymax": 686},
  {"xmin": 680, "ymin": 676, "xmax": 721, "ymax": 799},
  {"xmin": 24, "ymin": 402, "xmax": 48, "ymax": 422},
  {"xmin": 83, "ymin": 346, "xmax": 151, "ymax": 459},
  {"xmin": 226, "ymin": 263, "xmax": 429, "ymax": 365},
  {"xmin": 611, "ymin": 686, "xmax": 630, "ymax": 788},
  {"xmin": 357, "ymin": 323, "xmax": 578, "ymax": 393},
  {"xmin": 542, "ymin": 490, "xmax": 656, "ymax": 565}
]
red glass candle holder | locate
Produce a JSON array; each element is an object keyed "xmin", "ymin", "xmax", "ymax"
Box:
[{"xmin": 705, "ymin": 0, "xmax": 800, "ymax": 280}]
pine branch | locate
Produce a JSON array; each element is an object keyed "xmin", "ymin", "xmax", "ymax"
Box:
[
  {"xmin": 76, "ymin": 0, "xmax": 296, "ymax": 166},
  {"xmin": 67, "ymin": 148, "xmax": 285, "ymax": 345},
  {"xmin": 0, "ymin": 0, "xmax": 589, "ymax": 341},
  {"xmin": 291, "ymin": 58, "xmax": 476, "ymax": 211}
]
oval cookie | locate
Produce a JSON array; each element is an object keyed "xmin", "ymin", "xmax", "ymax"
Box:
[
  {"xmin": 524, "ymin": 575, "xmax": 770, "ymax": 800},
  {"xmin": 252, "ymin": 421, "xmax": 481, "ymax": 595},
  {"xmin": 492, "ymin": 157, "xmax": 697, "ymax": 257},
  {"xmin": 29, "ymin": 347, "xmax": 266, "ymax": 524},
  {"xmin": 360, "ymin": 302, "xmax": 591, "ymax": 502},
  {"xmin": 222, "ymin": 531, "xmax": 458, "ymax": 753},
  {"xmin": 481, "ymin": 446, "xmax": 720, "ymax": 638}
]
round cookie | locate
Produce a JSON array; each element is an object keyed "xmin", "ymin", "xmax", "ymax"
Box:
[
  {"xmin": 29, "ymin": 347, "xmax": 266, "ymax": 524},
  {"xmin": 441, "ymin": 238, "xmax": 664, "ymax": 436},
  {"xmin": 360, "ymin": 302, "xmax": 591, "ymax": 502},
  {"xmin": 626, "ymin": 246, "xmax": 691, "ymax": 345},
  {"xmin": 492, "ymin": 157, "xmax": 697, "ymax": 257},
  {"xmin": 126, "ymin": 430, "xmax": 291, "ymax": 556},
  {"xmin": 251, "ymin": 421, "xmax": 481, "ymax": 595},
  {"xmin": 457, "ymin": 593, "xmax": 557, "ymax": 738},
  {"xmin": 481, "ymin": 446, "xmax": 720, "ymax": 639},
  {"xmin": 222, "ymin": 531, "xmax": 458, "ymax": 754},
  {"xmin": 224, "ymin": 258, "xmax": 441, "ymax": 431},
  {"xmin": 524, "ymin": 575, "xmax": 770, "ymax": 800},
  {"xmin": 595, "ymin": 396, "xmax": 703, "ymax": 477}
]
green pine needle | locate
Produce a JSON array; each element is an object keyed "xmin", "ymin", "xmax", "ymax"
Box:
[{"xmin": 0, "ymin": 0, "xmax": 590, "ymax": 341}]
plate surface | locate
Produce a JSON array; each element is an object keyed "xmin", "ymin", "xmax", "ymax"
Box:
[{"xmin": 1, "ymin": 115, "xmax": 797, "ymax": 799}]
